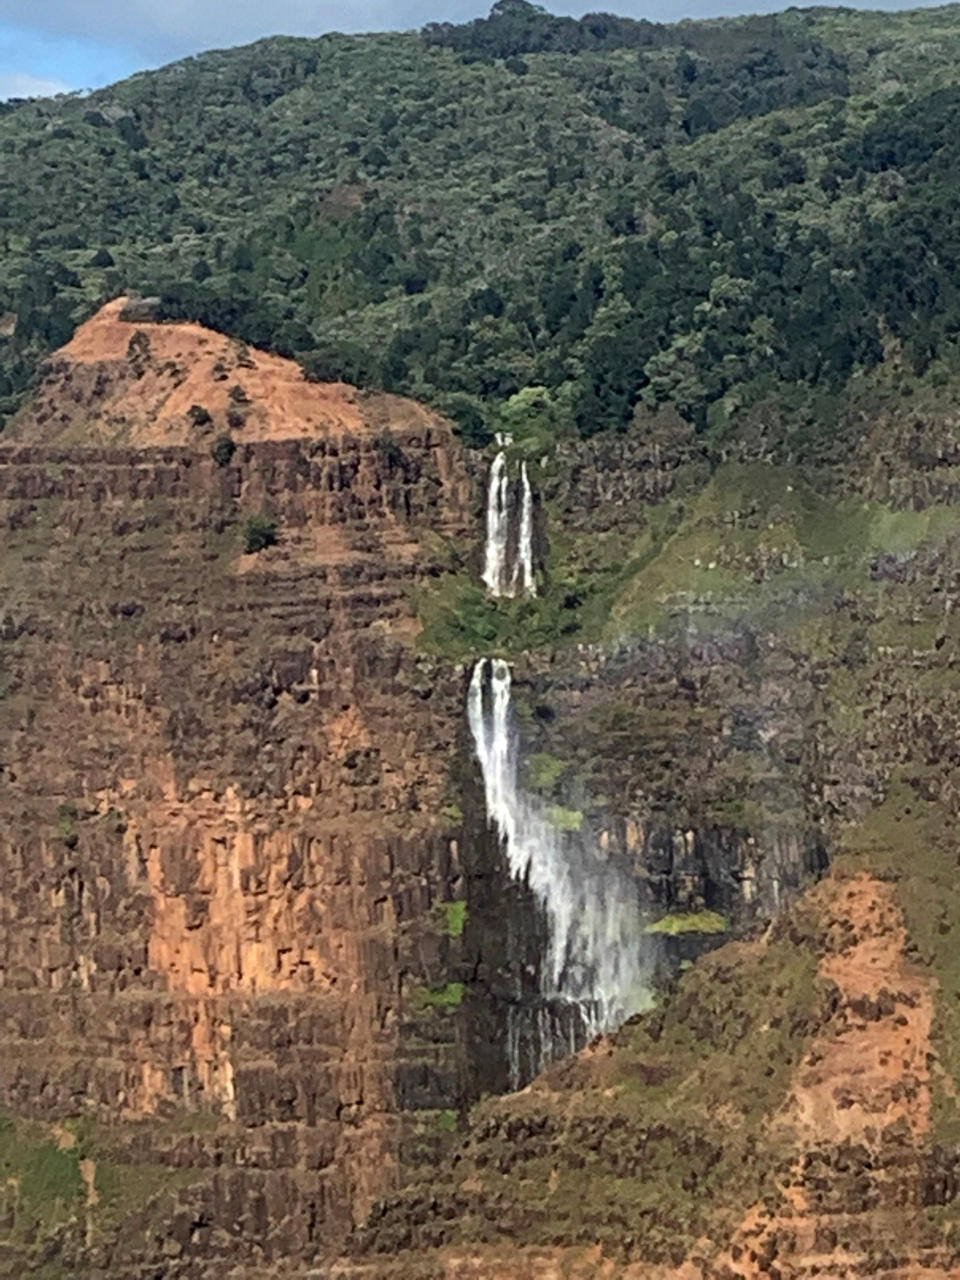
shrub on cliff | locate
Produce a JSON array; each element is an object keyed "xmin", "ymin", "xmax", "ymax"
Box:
[
  {"xmin": 210, "ymin": 435, "xmax": 236, "ymax": 467},
  {"xmin": 242, "ymin": 513, "xmax": 278, "ymax": 554},
  {"xmin": 187, "ymin": 403, "xmax": 213, "ymax": 429}
]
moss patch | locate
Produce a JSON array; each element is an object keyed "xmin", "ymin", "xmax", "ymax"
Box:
[
  {"xmin": 412, "ymin": 981, "xmax": 466, "ymax": 1011},
  {"xmin": 545, "ymin": 804, "xmax": 583, "ymax": 833},
  {"xmin": 645, "ymin": 910, "xmax": 730, "ymax": 936},
  {"xmin": 442, "ymin": 900, "xmax": 468, "ymax": 939},
  {"xmin": 524, "ymin": 752, "xmax": 567, "ymax": 792}
]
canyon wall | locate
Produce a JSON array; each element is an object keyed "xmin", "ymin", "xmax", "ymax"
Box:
[
  {"xmin": 6, "ymin": 301, "xmax": 957, "ymax": 1278},
  {"xmin": 0, "ymin": 302, "xmax": 479, "ymax": 1275}
]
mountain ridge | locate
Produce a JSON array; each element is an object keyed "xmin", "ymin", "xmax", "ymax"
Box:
[{"xmin": 4, "ymin": 2, "xmax": 960, "ymax": 446}]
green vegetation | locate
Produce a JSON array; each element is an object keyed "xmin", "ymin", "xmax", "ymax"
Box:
[
  {"xmin": 645, "ymin": 910, "xmax": 729, "ymax": 935},
  {"xmin": 524, "ymin": 751, "xmax": 567, "ymax": 792},
  {"xmin": 416, "ymin": 571, "xmax": 583, "ymax": 658},
  {"xmin": 242, "ymin": 513, "xmax": 278, "ymax": 554},
  {"xmin": 0, "ymin": 1110, "xmax": 215, "ymax": 1280},
  {"xmin": 412, "ymin": 981, "xmax": 467, "ymax": 1010},
  {"xmin": 545, "ymin": 804, "xmax": 583, "ymax": 832},
  {"xmin": 0, "ymin": 1115, "xmax": 84, "ymax": 1257},
  {"xmin": 210, "ymin": 434, "xmax": 237, "ymax": 467},
  {"xmin": 604, "ymin": 463, "xmax": 960, "ymax": 640},
  {"xmin": 442, "ymin": 900, "xmax": 468, "ymax": 938},
  {"xmin": 5, "ymin": 3, "xmax": 960, "ymax": 443}
]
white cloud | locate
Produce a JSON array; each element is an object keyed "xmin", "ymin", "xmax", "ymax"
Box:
[{"xmin": 0, "ymin": 69, "xmax": 71, "ymax": 99}]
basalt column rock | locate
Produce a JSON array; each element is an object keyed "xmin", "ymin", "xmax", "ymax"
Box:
[{"xmin": 0, "ymin": 301, "xmax": 474, "ymax": 1275}]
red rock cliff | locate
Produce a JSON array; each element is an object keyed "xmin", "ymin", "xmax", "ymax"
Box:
[{"xmin": 0, "ymin": 300, "xmax": 474, "ymax": 1273}]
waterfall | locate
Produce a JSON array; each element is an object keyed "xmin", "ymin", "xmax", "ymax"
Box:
[
  {"xmin": 468, "ymin": 659, "xmax": 647, "ymax": 1079},
  {"xmin": 511, "ymin": 462, "xmax": 535, "ymax": 599},
  {"xmin": 481, "ymin": 436, "xmax": 536, "ymax": 599},
  {"xmin": 482, "ymin": 442, "xmax": 511, "ymax": 597}
]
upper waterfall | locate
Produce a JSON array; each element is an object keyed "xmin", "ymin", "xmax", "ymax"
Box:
[
  {"xmin": 512, "ymin": 461, "xmax": 535, "ymax": 598},
  {"xmin": 481, "ymin": 435, "xmax": 536, "ymax": 599}
]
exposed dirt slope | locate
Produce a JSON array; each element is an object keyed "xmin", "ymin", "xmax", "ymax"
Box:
[
  {"xmin": 340, "ymin": 866, "xmax": 960, "ymax": 1280},
  {"xmin": 7, "ymin": 297, "xmax": 444, "ymax": 447},
  {"xmin": 712, "ymin": 871, "xmax": 940, "ymax": 1279}
]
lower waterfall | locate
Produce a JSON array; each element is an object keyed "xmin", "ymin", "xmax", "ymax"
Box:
[{"xmin": 468, "ymin": 657, "xmax": 648, "ymax": 1086}]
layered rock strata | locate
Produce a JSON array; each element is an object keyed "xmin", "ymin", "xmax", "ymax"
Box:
[{"xmin": 0, "ymin": 300, "xmax": 474, "ymax": 1274}]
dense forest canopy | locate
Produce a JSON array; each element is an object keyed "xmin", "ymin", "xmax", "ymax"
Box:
[{"xmin": 3, "ymin": 1, "xmax": 960, "ymax": 449}]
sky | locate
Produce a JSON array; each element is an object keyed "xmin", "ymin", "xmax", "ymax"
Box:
[{"xmin": 0, "ymin": 0, "xmax": 947, "ymax": 100}]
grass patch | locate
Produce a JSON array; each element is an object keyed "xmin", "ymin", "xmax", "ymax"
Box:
[
  {"xmin": 412, "ymin": 982, "xmax": 466, "ymax": 1011},
  {"xmin": 606, "ymin": 464, "xmax": 960, "ymax": 641},
  {"xmin": 0, "ymin": 1116, "xmax": 84, "ymax": 1244},
  {"xmin": 434, "ymin": 1109, "xmax": 459, "ymax": 1134},
  {"xmin": 442, "ymin": 901, "xmax": 468, "ymax": 939},
  {"xmin": 545, "ymin": 805, "xmax": 583, "ymax": 833},
  {"xmin": 645, "ymin": 910, "xmax": 730, "ymax": 936}
]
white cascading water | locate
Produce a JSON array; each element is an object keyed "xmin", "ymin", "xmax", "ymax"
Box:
[
  {"xmin": 468, "ymin": 661, "xmax": 646, "ymax": 1070},
  {"xmin": 511, "ymin": 462, "xmax": 536, "ymax": 598},
  {"xmin": 470, "ymin": 451, "xmax": 646, "ymax": 1085},
  {"xmin": 481, "ymin": 435, "xmax": 536, "ymax": 599},
  {"xmin": 481, "ymin": 439, "xmax": 511, "ymax": 596}
]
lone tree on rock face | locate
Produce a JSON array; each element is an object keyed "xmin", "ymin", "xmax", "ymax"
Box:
[
  {"xmin": 211, "ymin": 435, "xmax": 236, "ymax": 467},
  {"xmin": 243, "ymin": 513, "xmax": 278, "ymax": 554},
  {"xmin": 188, "ymin": 404, "xmax": 213, "ymax": 429}
]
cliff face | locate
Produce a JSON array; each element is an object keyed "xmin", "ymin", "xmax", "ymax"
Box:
[
  {"xmin": 343, "ymin": 415, "xmax": 960, "ymax": 1277},
  {"xmin": 6, "ymin": 300, "xmax": 960, "ymax": 1279},
  {"xmin": 0, "ymin": 301, "xmax": 476, "ymax": 1274}
]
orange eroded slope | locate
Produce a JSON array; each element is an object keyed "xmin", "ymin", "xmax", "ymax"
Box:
[{"xmin": 9, "ymin": 297, "xmax": 444, "ymax": 447}]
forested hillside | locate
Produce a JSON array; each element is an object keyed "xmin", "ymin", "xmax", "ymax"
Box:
[{"xmin": 3, "ymin": 0, "xmax": 960, "ymax": 449}]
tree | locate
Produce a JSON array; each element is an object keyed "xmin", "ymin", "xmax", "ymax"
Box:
[
  {"xmin": 211, "ymin": 435, "xmax": 237, "ymax": 467},
  {"xmin": 243, "ymin": 513, "xmax": 278, "ymax": 553}
]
